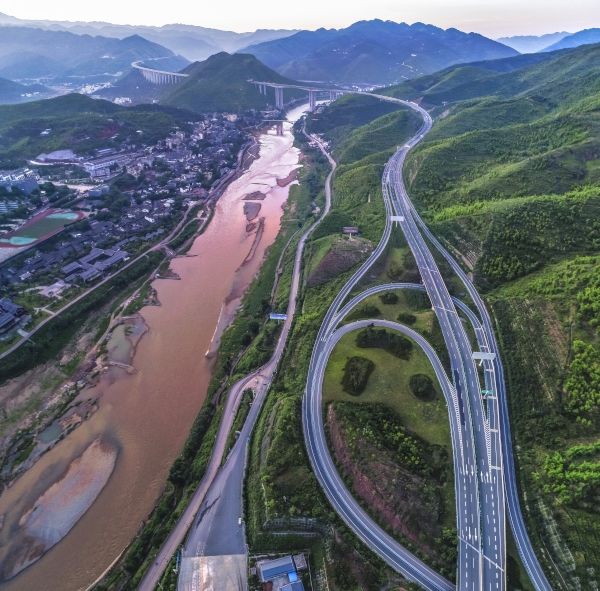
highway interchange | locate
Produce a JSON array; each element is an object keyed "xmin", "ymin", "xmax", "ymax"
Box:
[
  {"xmin": 302, "ymin": 92, "xmax": 553, "ymax": 590},
  {"xmin": 141, "ymin": 93, "xmax": 552, "ymax": 591}
]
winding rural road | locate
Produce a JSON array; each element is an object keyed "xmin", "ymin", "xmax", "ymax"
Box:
[{"xmin": 137, "ymin": 116, "xmax": 336, "ymax": 591}]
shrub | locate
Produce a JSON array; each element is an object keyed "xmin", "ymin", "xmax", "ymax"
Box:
[
  {"xmin": 341, "ymin": 356, "xmax": 375, "ymax": 395},
  {"xmin": 379, "ymin": 292, "xmax": 399, "ymax": 305},
  {"xmin": 409, "ymin": 373, "xmax": 437, "ymax": 401},
  {"xmin": 356, "ymin": 327, "xmax": 413, "ymax": 360}
]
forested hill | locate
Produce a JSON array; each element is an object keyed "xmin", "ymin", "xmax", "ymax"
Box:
[
  {"xmin": 0, "ymin": 94, "xmax": 190, "ymax": 167},
  {"xmin": 386, "ymin": 40, "xmax": 600, "ymax": 589},
  {"xmin": 162, "ymin": 52, "xmax": 300, "ymax": 113}
]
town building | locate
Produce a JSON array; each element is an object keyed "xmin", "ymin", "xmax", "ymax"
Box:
[{"xmin": 256, "ymin": 555, "xmax": 306, "ymax": 591}]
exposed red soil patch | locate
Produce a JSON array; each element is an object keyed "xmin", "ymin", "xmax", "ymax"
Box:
[
  {"xmin": 326, "ymin": 404, "xmax": 442, "ymax": 558},
  {"xmin": 308, "ymin": 237, "xmax": 373, "ymax": 287}
]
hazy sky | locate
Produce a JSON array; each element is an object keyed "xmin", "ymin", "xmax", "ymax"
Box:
[{"xmin": 2, "ymin": 0, "xmax": 600, "ymax": 37}]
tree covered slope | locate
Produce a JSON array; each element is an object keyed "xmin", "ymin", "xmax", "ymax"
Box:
[
  {"xmin": 385, "ymin": 41, "xmax": 600, "ymax": 588},
  {"xmin": 162, "ymin": 52, "xmax": 300, "ymax": 113},
  {"xmin": 0, "ymin": 93, "xmax": 191, "ymax": 167}
]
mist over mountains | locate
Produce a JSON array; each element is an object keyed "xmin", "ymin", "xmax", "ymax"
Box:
[
  {"xmin": 0, "ymin": 9, "xmax": 599, "ymax": 107},
  {"xmin": 0, "ymin": 12, "xmax": 297, "ymax": 62},
  {"xmin": 0, "ymin": 25, "xmax": 188, "ymax": 82}
]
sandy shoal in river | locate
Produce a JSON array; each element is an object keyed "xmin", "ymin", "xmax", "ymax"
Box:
[{"xmin": 0, "ymin": 438, "xmax": 117, "ymax": 581}]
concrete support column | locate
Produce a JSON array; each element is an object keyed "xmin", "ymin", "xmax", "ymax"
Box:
[
  {"xmin": 308, "ymin": 89, "xmax": 316, "ymax": 112},
  {"xmin": 276, "ymin": 122, "xmax": 284, "ymax": 136},
  {"xmin": 275, "ymin": 87, "xmax": 284, "ymax": 109}
]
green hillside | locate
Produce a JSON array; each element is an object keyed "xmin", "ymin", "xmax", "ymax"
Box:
[
  {"xmin": 389, "ymin": 42, "xmax": 600, "ymax": 588},
  {"xmin": 391, "ymin": 44, "xmax": 600, "ymax": 227},
  {"xmin": 0, "ymin": 93, "xmax": 191, "ymax": 167},
  {"xmin": 309, "ymin": 93, "xmax": 406, "ymax": 146},
  {"xmin": 162, "ymin": 52, "xmax": 300, "ymax": 113}
]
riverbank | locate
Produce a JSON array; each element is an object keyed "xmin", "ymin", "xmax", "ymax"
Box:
[
  {"xmin": 0, "ymin": 113, "xmax": 304, "ymax": 591},
  {"xmin": 92, "ymin": 109, "xmax": 307, "ymax": 591},
  {"xmin": 0, "ymin": 144, "xmax": 251, "ymax": 495}
]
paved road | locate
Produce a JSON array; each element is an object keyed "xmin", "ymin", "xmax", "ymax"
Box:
[
  {"xmin": 174, "ymin": 126, "xmax": 337, "ymax": 587},
  {"xmin": 310, "ymin": 317, "xmax": 457, "ymax": 590},
  {"xmin": 301, "ymin": 95, "xmax": 514, "ymax": 590},
  {"xmin": 383, "ymin": 105, "xmax": 506, "ymax": 590},
  {"xmin": 410, "ymin": 210, "xmax": 553, "ymax": 591}
]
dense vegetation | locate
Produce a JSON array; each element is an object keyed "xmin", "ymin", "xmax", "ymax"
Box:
[
  {"xmin": 387, "ymin": 40, "xmax": 600, "ymax": 588},
  {"xmin": 356, "ymin": 326, "xmax": 413, "ymax": 360},
  {"xmin": 341, "ymin": 356, "xmax": 375, "ymax": 395},
  {"xmin": 329, "ymin": 401, "xmax": 455, "ymax": 576},
  {"xmin": 409, "ymin": 374, "xmax": 437, "ymax": 401},
  {"xmin": 163, "ymin": 52, "xmax": 301, "ymax": 113},
  {"xmin": 308, "ymin": 99, "xmax": 421, "ymax": 245},
  {"xmin": 309, "ymin": 94, "xmax": 403, "ymax": 146}
]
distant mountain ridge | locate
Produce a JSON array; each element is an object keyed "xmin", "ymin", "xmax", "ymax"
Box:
[
  {"xmin": 242, "ymin": 19, "xmax": 518, "ymax": 84},
  {"xmin": 543, "ymin": 28, "xmax": 600, "ymax": 51},
  {"xmin": 0, "ymin": 25, "xmax": 189, "ymax": 82},
  {"xmin": 0, "ymin": 12, "xmax": 297, "ymax": 62},
  {"xmin": 497, "ymin": 32, "xmax": 569, "ymax": 53}
]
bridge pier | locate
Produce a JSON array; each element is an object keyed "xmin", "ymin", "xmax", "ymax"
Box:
[
  {"xmin": 274, "ymin": 86, "xmax": 285, "ymax": 109},
  {"xmin": 308, "ymin": 89, "xmax": 317, "ymax": 112}
]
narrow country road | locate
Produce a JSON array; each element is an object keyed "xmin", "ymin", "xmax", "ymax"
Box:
[{"xmin": 139, "ymin": 117, "xmax": 335, "ymax": 591}]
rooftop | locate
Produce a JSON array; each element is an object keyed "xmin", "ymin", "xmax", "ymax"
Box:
[{"xmin": 257, "ymin": 556, "xmax": 296, "ymax": 583}]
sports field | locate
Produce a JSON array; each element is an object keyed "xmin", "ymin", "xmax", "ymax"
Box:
[{"xmin": 0, "ymin": 209, "xmax": 84, "ymax": 249}]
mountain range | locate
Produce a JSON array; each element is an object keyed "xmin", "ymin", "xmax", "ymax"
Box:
[
  {"xmin": 241, "ymin": 20, "xmax": 518, "ymax": 84},
  {"xmin": 497, "ymin": 32, "xmax": 569, "ymax": 53},
  {"xmin": 384, "ymin": 43, "xmax": 599, "ymax": 110},
  {"xmin": 542, "ymin": 28, "xmax": 600, "ymax": 51},
  {"xmin": 0, "ymin": 25, "xmax": 189, "ymax": 82},
  {"xmin": 0, "ymin": 12, "xmax": 297, "ymax": 62}
]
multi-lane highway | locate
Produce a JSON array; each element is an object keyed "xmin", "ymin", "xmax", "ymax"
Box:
[
  {"xmin": 300, "ymin": 94, "xmax": 528, "ymax": 591},
  {"xmin": 410, "ymin": 205, "xmax": 553, "ymax": 591},
  {"xmin": 385, "ymin": 103, "xmax": 506, "ymax": 590},
  {"xmin": 303, "ymin": 89, "xmax": 554, "ymax": 590}
]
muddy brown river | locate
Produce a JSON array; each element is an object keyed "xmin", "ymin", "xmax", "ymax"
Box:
[{"xmin": 0, "ymin": 104, "xmax": 305, "ymax": 591}]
